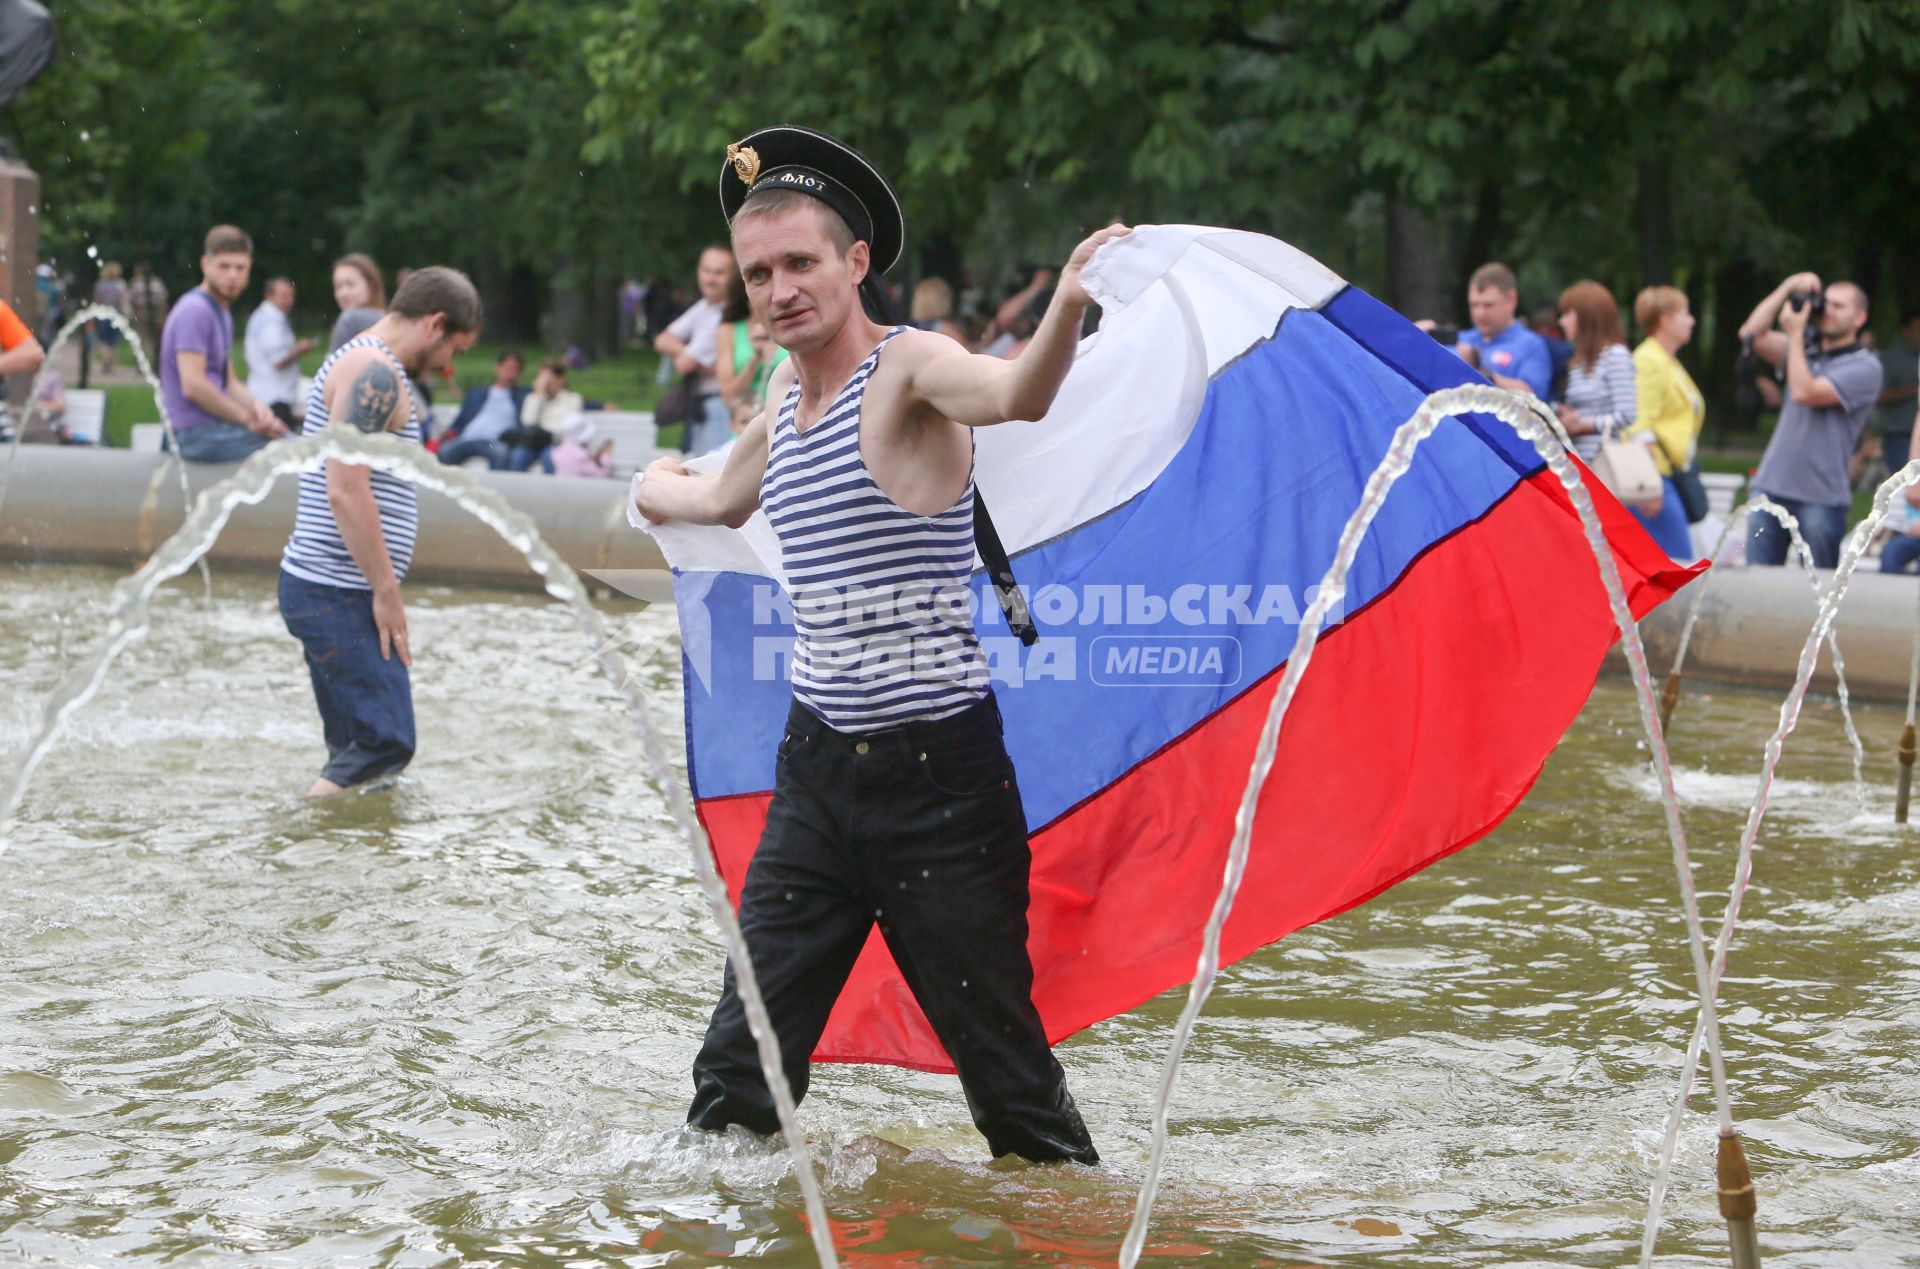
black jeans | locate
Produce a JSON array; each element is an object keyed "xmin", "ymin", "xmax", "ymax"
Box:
[{"xmin": 689, "ymin": 694, "xmax": 1097, "ymax": 1165}]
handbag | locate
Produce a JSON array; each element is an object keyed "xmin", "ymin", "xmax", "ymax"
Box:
[
  {"xmin": 1592, "ymin": 437, "xmax": 1664, "ymax": 504},
  {"xmin": 653, "ymin": 370, "xmax": 703, "ymax": 430},
  {"xmin": 1668, "ymin": 460, "xmax": 1710, "ymax": 524},
  {"xmin": 653, "ymin": 378, "xmax": 690, "ymax": 429},
  {"xmin": 1645, "ymin": 428, "xmax": 1709, "ymax": 523}
]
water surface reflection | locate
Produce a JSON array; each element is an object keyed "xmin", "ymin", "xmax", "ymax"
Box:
[{"xmin": 3, "ymin": 563, "xmax": 1915, "ymax": 1265}]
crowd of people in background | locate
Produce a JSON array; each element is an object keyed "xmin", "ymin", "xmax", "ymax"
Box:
[
  {"xmin": 16, "ymin": 224, "xmax": 1920, "ymax": 574},
  {"xmin": 628, "ymin": 243, "xmax": 1071, "ymax": 466},
  {"xmin": 1423, "ymin": 259, "xmax": 1914, "ymax": 572},
  {"xmin": 34, "ymin": 224, "xmax": 627, "ymax": 481}
]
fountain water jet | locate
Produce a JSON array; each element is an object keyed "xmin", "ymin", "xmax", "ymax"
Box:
[
  {"xmin": 1898, "ymin": 584, "xmax": 1920, "ymax": 824},
  {"xmin": 0, "ymin": 426, "xmax": 843, "ymax": 1268},
  {"xmin": 1637, "ymin": 457, "xmax": 1920, "ymax": 1267},
  {"xmin": 0, "ymin": 304, "xmax": 213, "ymax": 601},
  {"xmin": 1661, "ymin": 494, "xmax": 1866, "ymax": 799},
  {"xmin": 0, "ymin": 304, "xmax": 185, "ymax": 515},
  {"xmin": 1118, "ymin": 384, "xmax": 1734, "ymax": 1269}
]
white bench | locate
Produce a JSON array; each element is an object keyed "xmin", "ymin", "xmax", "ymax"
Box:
[
  {"xmin": 1692, "ymin": 471, "xmax": 1748, "ymax": 563},
  {"xmin": 1701, "ymin": 471, "xmax": 1745, "ymax": 519},
  {"xmin": 130, "ymin": 421, "xmax": 166, "ymax": 453},
  {"xmin": 592, "ymin": 410, "xmax": 658, "ymax": 477},
  {"xmin": 64, "ymin": 389, "xmax": 107, "ymax": 444},
  {"xmin": 429, "ymin": 402, "xmax": 461, "ymax": 439}
]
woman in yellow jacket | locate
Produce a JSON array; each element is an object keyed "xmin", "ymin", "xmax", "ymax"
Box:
[{"xmin": 1626, "ymin": 286, "xmax": 1704, "ymax": 559}]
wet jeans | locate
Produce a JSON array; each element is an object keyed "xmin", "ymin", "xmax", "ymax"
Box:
[
  {"xmin": 689, "ymin": 694, "xmax": 1098, "ymax": 1165},
  {"xmin": 278, "ymin": 570, "xmax": 415, "ymax": 788}
]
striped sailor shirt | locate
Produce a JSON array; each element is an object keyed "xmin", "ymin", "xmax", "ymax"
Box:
[
  {"xmin": 760, "ymin": 327, "xmax": 989, "ymax": 732},
  {"xmin": 280, "ymin": 336, "xmax": 422, "ymax": 590}
]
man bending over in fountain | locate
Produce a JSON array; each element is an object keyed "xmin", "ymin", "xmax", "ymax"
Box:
[
  {"xmin": 278, "ymin": 268, "xmax": 480, "ymax": 797},
  {"xmin": 633, "ymin": 125, "xmax": 1126, "ymax": 1164}
]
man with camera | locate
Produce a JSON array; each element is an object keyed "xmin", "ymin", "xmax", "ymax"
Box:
[{"xmin": 1738, "ymin": 273, "xmax": 1883, "ymax": 568}]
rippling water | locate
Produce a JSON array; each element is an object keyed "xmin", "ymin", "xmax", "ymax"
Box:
[{"xmin": 3, "ymin": 562, "xmax": 1916, "ymax": 1266}]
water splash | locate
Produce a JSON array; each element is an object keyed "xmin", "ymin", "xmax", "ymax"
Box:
[
  {"xmin": 0, "ymin": 304, "xmax": 187, "ymax": 518},
  {"xmin": 1665, "ymin": 494, "xmax": 1866, "ymax": 795},
  {"xmin": 1118, "ymin": 385, "xmax": 1728, "ymax": 1268},
  {"xmin": 1636, "ymin": 458, "xmax": 1920, "ymax": 1266},
  {"xmin": 0, "ymin": 427, "xmax": 842, "ymax": 1269},
  {"xmin": 0, "ymin": 304, "xmax": 211, "ymax": 603}
]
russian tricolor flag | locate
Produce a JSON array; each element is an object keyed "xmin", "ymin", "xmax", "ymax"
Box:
[{"xmin": 641, "ymin": 226, "xmax": 1700, "ymax": 1073}]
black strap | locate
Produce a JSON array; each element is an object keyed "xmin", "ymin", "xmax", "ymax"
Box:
[
  {"xmin": 188, "ymin": 287, "xmax": 231, "ymax": 350},
  {"xmin": 973, "ymin": 491, "xmax": 1037, "ymax": 646}
]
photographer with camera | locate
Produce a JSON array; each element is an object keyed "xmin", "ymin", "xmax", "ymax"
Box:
[{"xmin": 1737, "ymin": 273, "xmax": 1883, "ymax": 568}]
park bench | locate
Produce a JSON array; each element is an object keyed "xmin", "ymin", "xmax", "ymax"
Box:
[{"xmin": 63, "ymin": 389, "xmax": 106, "ymax": 444}]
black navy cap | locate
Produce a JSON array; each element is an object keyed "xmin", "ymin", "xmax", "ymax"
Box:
[{"xmin": 718, "ymin": 125, "xmax": 904, "ymax": 274}]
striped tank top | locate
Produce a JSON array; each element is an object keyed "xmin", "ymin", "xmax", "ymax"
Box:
[
  {"xmin": 762, "ymin": 327, "xmax": 989, "ymax": 732},
  {"xmin": 281, "ymin": 336, "xmax": 422, "ymax": 590}
]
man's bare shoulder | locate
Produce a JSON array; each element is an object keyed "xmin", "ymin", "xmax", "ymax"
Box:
[
  {"xmin": 883, "ymin": 326, "xmax": 972, "ymax": 369},
  {"xmin": 765, "ymin": 353, "xmax": 798, "ymax": 399},
  {"xmin": 324, "ymin": 346, "xmax": 407, "ymax": 434},
  {"xmin": 323, "ymin": 342, "xmax": 383, "ymax": 376}
]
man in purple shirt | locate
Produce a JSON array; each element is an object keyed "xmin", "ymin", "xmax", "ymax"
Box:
[{"xmin": 160, "ymin": 224, "xmax": 289, "ymax": 463}]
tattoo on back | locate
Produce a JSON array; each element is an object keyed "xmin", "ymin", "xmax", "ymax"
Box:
[{"xmin": 343, "ymin": 361, "xmax": 401, "ymax": 433}]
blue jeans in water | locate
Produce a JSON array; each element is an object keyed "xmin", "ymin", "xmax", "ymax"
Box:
[
  {"xmin": 1748, "ymin": 496, "xmax": 1848, "ymax": 569},
  {"xmin": 167, "ymin": 420, "xmax": 271, "ymax": 464},
  {"xmin": 278, "ymin": 570, "xmax": 415, "ymax": 788},
  {"xmin": 437, "ymin": 435, "xmax": 509, "ymax": 469},
  {"xmin": 1630, "ymin": 477, "xmax": 1695, "ymax": 560}
]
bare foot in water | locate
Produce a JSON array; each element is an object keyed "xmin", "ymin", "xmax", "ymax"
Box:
[{"xmin": 304, "ymin": 777, "xmax": 345, "ymax": 798}]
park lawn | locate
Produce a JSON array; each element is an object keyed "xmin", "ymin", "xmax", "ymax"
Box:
[
  {"xmin": 1697, "ymin": 449, "xmax": 1760, "ymax": 478},
  {"xmin": 102, "ymin": 383, "xmax": 157, "ymax": 448}
]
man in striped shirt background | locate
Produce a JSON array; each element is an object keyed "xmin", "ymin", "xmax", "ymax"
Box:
[
  {"xmin": 279, "ymin": 268, "xmax": 481, "ymax": 797},
  {"xmin": 635, "ymin": 126, "xmax": 1125, "ymax": 1166}
]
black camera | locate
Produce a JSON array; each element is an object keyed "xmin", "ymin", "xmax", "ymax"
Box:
[{"xmin": 1787, "ymin": 289, "xmax": 1825, "ymax": 316}]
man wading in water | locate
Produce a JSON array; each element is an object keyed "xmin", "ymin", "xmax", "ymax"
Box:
[
  {"xmin": 280, "ymin": 269, "xmax": 481, "ymax": 796},
  {"xmin": 633, "ymin": 126, "xmax": 1126, "ymax": 1164}
]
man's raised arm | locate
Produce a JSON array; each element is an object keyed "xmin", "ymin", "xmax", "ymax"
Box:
[
  {"xmin": 1741, "ymin": 271, "xmax": 1822, "ymax": 367},
  {"xmin": 911, "ymin": 224, "xmax": 1130, "ymax": 427}
]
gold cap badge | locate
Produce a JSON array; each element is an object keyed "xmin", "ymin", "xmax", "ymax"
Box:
[{"xmin": 726, "ymin": 143, "xmax": 761, "ymax": 188}]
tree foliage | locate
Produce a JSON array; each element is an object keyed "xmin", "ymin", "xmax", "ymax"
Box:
[{"xmin": 9, "ymin": 0, "xmax": 1920, "ymax": 376}]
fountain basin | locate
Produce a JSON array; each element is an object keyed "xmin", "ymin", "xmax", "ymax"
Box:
[
  {"xmin": 9, "ymin": 448, "xmax": 1920, "ymax": 704},
  {"xmin": 1627, "ymin": 563, "xmax": 1920, "ymax": 704},
  {"xmin": 0, "ymin": 445, "xmax": 663, "ymax": 590}
]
